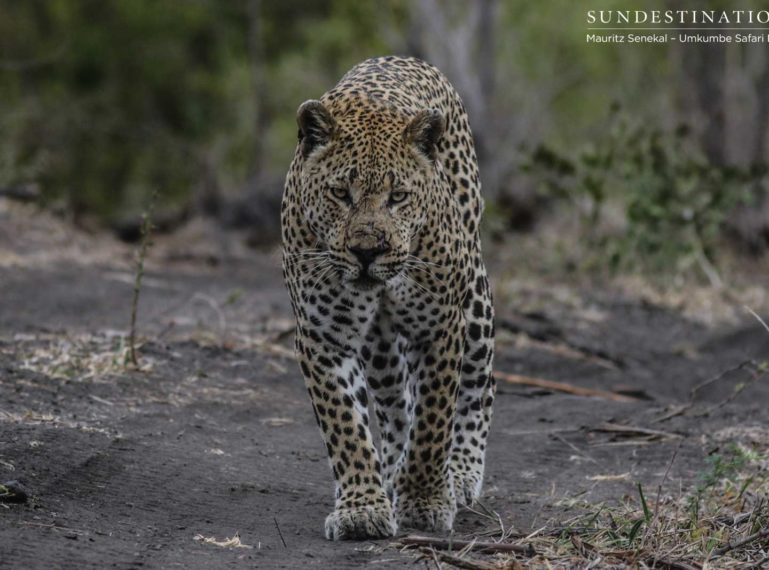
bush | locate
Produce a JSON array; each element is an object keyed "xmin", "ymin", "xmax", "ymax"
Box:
[{"xmin": 526, "ymin": 106, "xmax": 766, "ymax": 279}]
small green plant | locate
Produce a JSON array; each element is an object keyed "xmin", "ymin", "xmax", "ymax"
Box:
[
  {"xmin": 699, "ymin": 445, "xmax": 751, "ymax": 492},
  {"xmin": 686, "ymin": 443, "xmax": 753, "ymax": 530},
  {"xmin": 526, "ymin": 105, "xmax": 765, "ymax": 280},
  {"xmin": 637, "ymin": 482, "xmax": 651, "ymax": 522},
  {"xmin": 128, "ymin": 192, "xmax": 157, "ymax": 367},
  {"xmin": 224, "ymin": 288, "xmax": 243, "ymax": 306}
]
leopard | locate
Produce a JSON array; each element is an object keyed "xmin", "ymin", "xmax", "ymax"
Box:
[{"xmin": 281, "ymin": 55, "xmax": 495, "ymax": 540}]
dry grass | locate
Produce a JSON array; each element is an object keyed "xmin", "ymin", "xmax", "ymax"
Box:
[
  {"xmin": 398, "ymin": 433, "xmax": 769, "ymax": 569},
  {"xmin": 489, "ymin": 213, "xmax": 769, "ymax": 328},
  {"xmin": 193, "ymin": 531, "xmax": 254, "ymax": 549},
  {"xmin": 7, "ymin": 332, "xmax": 151, "ymax": 380},
  {"xmin": 0, "ymin": 332, "xmax": 292, "ymax": 412},
  {"xmin": 3, "ymin": 320, "xmax": 296, "ymax": 383},
  {"xmin": 0, "ymin": 409, "xmax": 116, "ymax": 437},
  {"xmin": 0, "ymin": 200, "xmax": 130, "ymax": 269}
]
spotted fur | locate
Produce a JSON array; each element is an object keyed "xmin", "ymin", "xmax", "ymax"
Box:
[{"xmin": 281, "ymin": 56, "xmax": 495, "ymax": 540}]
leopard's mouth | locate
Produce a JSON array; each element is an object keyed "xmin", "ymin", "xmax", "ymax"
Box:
[{"xmin": 350, "ymin": 274, "xmax": 383, "ymax": 290}]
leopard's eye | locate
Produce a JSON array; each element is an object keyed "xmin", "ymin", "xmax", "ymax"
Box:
[
  {"xmin": 389, "ymin": 190, "xmax": 409, "ymax": 205},
  {"xmin": 329, "ymin": 187, "xmax": 351, "ymax": 203}
]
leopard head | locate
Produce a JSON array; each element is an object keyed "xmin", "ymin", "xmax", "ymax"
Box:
[{"xmin": 295, "ymin": 98, "xmax": 445, "ymax": 288}]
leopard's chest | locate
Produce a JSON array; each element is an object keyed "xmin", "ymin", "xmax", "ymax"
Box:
[{"xmin": 305, "ymin": 276, "xmax": 450, "ymax": 347}]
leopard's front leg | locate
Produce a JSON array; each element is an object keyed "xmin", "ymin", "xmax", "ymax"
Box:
[
  {"xmin": 296, "ymin": 333, "xmax": 396, "ymax": 540},
  {"xmin": 393, "ymin": 308, "xmax": 463, "ymax": 532}
]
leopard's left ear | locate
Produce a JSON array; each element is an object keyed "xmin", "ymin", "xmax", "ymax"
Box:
[{"xmin": 403, "ymin": 109, "xmax": 445, "ymax": 162}]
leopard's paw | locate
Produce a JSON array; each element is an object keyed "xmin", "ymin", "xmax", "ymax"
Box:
[
  {"xmin": 453, "ymin": 472, "xmax": 483, "ymax": 506},
  {"xmin": 395, "ymin": 494, "xmax": 456, "ymax": 532},
  {"xmin": 324, "ymin": 504, "xmax": 397, "ymax": 541}
]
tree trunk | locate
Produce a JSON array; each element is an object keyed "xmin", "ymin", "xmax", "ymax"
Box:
[
  {"xmin": 689, "ymin": 43, "xmax": 727, "ymax": 165},
  {"xmin": 474, "ymin": 0, "xmax": 497, "ymax": 165}
]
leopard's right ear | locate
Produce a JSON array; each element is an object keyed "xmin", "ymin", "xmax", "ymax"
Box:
[{"xmin": 297, "ymin": 100, "xmax": 337, "ymax": 159}]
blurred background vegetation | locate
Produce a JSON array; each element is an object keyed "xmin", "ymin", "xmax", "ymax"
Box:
[{"xmin": 1, "ymin": 0, "xmax": 768, "ymax": 278}]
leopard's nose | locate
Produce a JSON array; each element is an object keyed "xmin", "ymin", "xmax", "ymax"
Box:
[{"xmin": 348, "ymin": 243, "xmax": 390, "ymax": 269}]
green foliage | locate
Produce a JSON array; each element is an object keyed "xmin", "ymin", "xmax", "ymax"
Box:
[
  {"xmin": 2, "ymin": 1, "xmax": 247, "ymax": 219},
  {"xmin": 697, "ymin": 445, "xmax": 752, "ymax": 493},
  {"xmin": 527, "ymin": 106, "xmax": 764, "ymax": 277},
  {"xmin": 637, "ymin": 482, "xmax": 651, "ymax": 522},
  {"xmin": 0, "ymin": 0, "xmax": 394, "ymax": 224},
  {"xmin": 685, "ymin": 443, "xmax": 759, "ymax": 529},
  {"xmin": 2, "ymin": 0, "xmax": 767, "ymax": 262}
]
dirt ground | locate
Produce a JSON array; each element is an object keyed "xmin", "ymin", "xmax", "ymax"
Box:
[{"xmin": 1, "ymin": 203, "xmax": 769, "ymax": 569}]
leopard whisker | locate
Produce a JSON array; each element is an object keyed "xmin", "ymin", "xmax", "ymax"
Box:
[
  {"xmin": 402, "ymin": 271, "xmax": 440, "ymax": 302},
  {"xmin": 284, "ymin": 259, "xmax": 332, "ymax": 286},
  {"xmin": 284, "ymin": 259, "xmax": 329, "ymax": 273},
  {"xmin": 310, "ymin": 262, "xmax": 338, "ymax": 292},
  {"xmin": 407, "ymin": 254, "xmax": 444, "ymax": 268},
  {"xmin": 403, "ymin": 261, "xmax": 445, "ymax": 287},
  {"xmin": 283, "ymin": 250, "xmax": 328, "ymax": 261}
]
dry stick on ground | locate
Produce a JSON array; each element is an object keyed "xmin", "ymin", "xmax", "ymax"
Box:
[
  {"xmin": 400, "ymin": 535, "xmax": 536, "ymax": 556},
  {"xmin": 652, "ymin": 403, "xmax": 690, "ymax": 424},
  {"xmin": 692, "ymin": 360, "xmax": 767, "ymax": 418},
  {"xmin": 494, "ymin": 371, "xmax": 640, "ymax": 402},
  {"xmin": 655, "ymin": 359, "xmax": 760, "ymax": 423},
  {"xmin": 683, "ymin": 307, "xmax": 769, "ymax": 418},
  {"xmin": 420, "ymin": 549, "xmax": 503, "ymax": 570},
  {"xmin": 744, "ymin": 305, "xmax": 769, "ymax": 335},
  {"xmin": 689, "ymin": 360, "xmax": 756, "ymax": 401},
  {"xmin": 473, "ymin": 499, "xmax": 521, "ymax": 542},
  {"xmin": 712, "ymin": 527, "xmax": 769, "ymax": 557},
  {"xmin": 273, "ymin": 516, "xmax": 287, "ymax": 548},
  {"xmin": 639, "ymin": 556, "xmax": 701, "ymax": 570},
  {"xmin": 425, "ymin": 547, "xmax": 443, "ymax": 570},
  {"xmin": 592, "ymin": 422, "xmax": 683, "ymax": 441},
  {"xmin": 550, "ymin": 432, "xmax": 598, "ymax": 464},
  {"xmin": 128, "ymin": 192, "xmax": 157, "ymax": 366}
]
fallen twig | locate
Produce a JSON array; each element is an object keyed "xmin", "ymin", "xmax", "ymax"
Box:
[
  {"xmin": 273, "ymin": 516, "xmax": 287, "ymax": 548},
  {"xmin": 745, "ymin": 305, "xmax": 769, "ymax": 335},
  {"xmin": 550, "ymin": 433, "xmax": 598, "ymax": 464},
  {"xmin": 592, "ymin": 422, "xmax": 683, "ymax": 441},
  {"xmin": 656, "ymin": 360, "xmax": 767, "ymax": 422},
  {"xmin": 494, "ymin": 371, "xmax": 639, "ymax": 402},
  {"xmin": 712, "ymin": 527, "xmax": 769, "ymax": 556},
  {"xmin": 425, "ymin": 546, "xmax": 443, "ymax": 569},
  {"xmin": 691, "ymin": 360, "xmax": 767, "ymax": 418},
  {"xmin": 749, "ymin": 555, "xmax": 769, "ymax": 569},
  {"xmin": 653, "ymin": 404, "xmax": 691, "ymax": 424},
  {"xmin": 401, "ymin": 535, "xmax": 535, "ymax": 556},
  {"xmin": 420, "ymin": 549, "xmax": 512, "ymax": 570},
  {"xmin": 689, "ymin": 360, "xmax": 755, "ymax": 402},
  {"xmin": 639, "ymin": 555, "xmax": 701, "ymax": 570},
  {"xmin": 570, "ymin": 534, "xmax": 596, "ymax": 558}
]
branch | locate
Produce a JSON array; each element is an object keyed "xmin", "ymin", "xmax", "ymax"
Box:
[
  {"xmin": 495, "ymin": 371, "xmax": 640, "ymax": 402},
  {"xmin": 713, "ymin": 527, "xmax": 769, "ymax": 556},
  {"xmin": 400, "ymin": 534, "xmax": 536, "ymax": 556}
]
